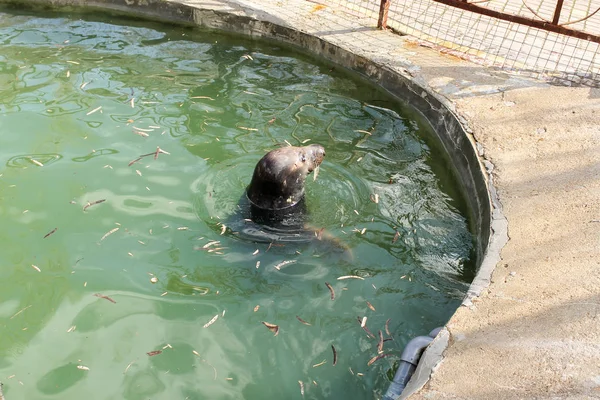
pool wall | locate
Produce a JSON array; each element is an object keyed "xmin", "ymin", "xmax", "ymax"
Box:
[{"xmin": 0, "ymin": 0, "xmax": 507, "ymax": 397}]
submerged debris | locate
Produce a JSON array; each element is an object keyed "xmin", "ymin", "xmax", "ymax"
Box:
[
  {"xmin": 385, "ymin": 318, "xmax": 391, "ymax": 336},
  {"xmin": 94, "ymin": 293, "xmax": 116, "ymax": 303},
  {"xmin": 296, "ymin": 316, "xmax": 311, "ymax": 326},
  {"xmin": 128, "ymin": 147, "xmax": 170, "ymax": 166},
  {"xmin": 43, "ymin": 228, "xmax": 57, "ymax": 239},
  {"xmin": 377, "ymin": 330, "xmax": 384, "ymax": 353},
  {"xmin": 367, "ymin": 353, "xmax": 392, "ymax": 366},
  {"xmin": 86, "ymin": 106, "xmax": 102, "ymax": 116},
  {"xmin": 83, "ymin": 199, "xmax": 106, "ymax": 211},
  {"xmin": 325, "ymin": 282, "xmax": 335, "ymax": 300},
  {"xmin": 202, "ymin": 240, "xmax": 220, "ymax": 249},
  {"xmin": 124, "ymin": 361, "xmax": 135, "ymax": 374},
  {"xmin": 332, "ymin": 345, "xmax": 337, "ymax": 366},
  {"xmin": 10, "ymin": 305, "xmax": 32, "ymax": 319}
]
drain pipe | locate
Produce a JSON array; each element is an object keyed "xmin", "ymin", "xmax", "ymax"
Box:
[{"xmin": 382, "ymin": 327, "xmax": 442, "ymax": 400}]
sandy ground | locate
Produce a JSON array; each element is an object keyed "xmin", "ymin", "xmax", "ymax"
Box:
[
  {"xmin": 176, "ymin": 1, "xmax": 600, "ymax": 398},
  {"xmin": 413, "ymin": 85, "xmax": 600, "ymax": 399}
]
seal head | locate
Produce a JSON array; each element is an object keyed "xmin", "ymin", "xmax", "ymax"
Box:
[{"xmin": 247, "ymin": 144, "xmax": 325, "ymax": 211}]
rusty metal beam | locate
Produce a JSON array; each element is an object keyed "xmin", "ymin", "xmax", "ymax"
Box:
[
  {"xmin": 552, "ymin": 0, "xmax": 564, "ymax": 24},
  {"xmin": 378, "ymin": 0, "xmax": 391, "ymax": 29},
  {"xmin": 432, "ymin": 0, "xmax": 600, "ymax": 44}
]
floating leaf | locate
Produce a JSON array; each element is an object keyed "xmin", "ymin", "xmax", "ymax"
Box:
[
  {"xmin": 337, "ymin": 275, "xmax": 364, "ymax": 280},
  {"xmin": 367, "ymin": 353, "xmax": 392, "ymax": 366},
  {"xmin": 274, "ymin": 260, "xmax": 296, "ymax": 270},
  {"xmin": 262, "ymin": 321, "xmax": 279, "ymax": 336},
  {"xmin": 100, "ymin": 227, "xmax": 119, "ymax": 241},
  {"xmin": 366, "ymin": 301, "xmax": 376, "ymax": 311},
  {"xmin": 357, "ymin": 316, "xmax": 376, "ymax": 339},
  {"xmin": 203, "ymin": 314, "xmax": 219, "ymax": 328}
]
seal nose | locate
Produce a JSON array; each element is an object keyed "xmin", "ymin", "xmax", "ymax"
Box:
[
  {"xmin": 312, "ymin": 145, "xmax": 325, "ymax": 165},
  {"xmin": 311, "ymin": 144, "xmax": 325, "ymax": 157}
]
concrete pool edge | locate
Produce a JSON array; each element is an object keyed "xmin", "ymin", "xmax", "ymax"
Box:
[{"xmin": 0, "ymin": 0, "xmax": 508, "ymax": 397}]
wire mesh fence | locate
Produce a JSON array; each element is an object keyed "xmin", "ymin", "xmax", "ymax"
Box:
[{"xmin": 327, "ymin": 0, "xmax": 600, "ymax": 86}]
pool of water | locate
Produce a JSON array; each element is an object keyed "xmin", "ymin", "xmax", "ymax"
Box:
[{"xmin": 0, "ymin": 10, "xmax": 474, "ymax": 400}]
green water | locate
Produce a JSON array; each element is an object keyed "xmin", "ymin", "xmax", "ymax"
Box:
[{"xmin": 0, "ymin": 11, "xmax": 474, "ymax": 400}]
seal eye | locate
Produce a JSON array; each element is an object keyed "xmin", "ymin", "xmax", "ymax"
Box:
[{"xmin": 301, "ymin": 154, "xmax": 306, "ymax": 163}]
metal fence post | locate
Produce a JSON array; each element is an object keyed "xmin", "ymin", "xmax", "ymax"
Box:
[
  {"xmin": 551, "ymin": 0, "xmax": 564, "ymax": 24},
  {"xmin": 378, "ymin": 0, "xmax": 391, "ymax": 29}
]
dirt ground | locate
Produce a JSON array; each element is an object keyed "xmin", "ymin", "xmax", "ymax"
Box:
[{"xmin": 412, "ymin": 84, "xmax": 600, "ymax": 399}]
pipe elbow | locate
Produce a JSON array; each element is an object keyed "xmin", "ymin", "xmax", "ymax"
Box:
[{"xmin": 382, "ymin": 327, "xmax": 442, "ymax": 400}]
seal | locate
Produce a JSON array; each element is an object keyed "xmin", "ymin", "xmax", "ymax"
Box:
[
  {"xmin": 213, "ymin": 143, "xmax": 350, "ymax": 255},
  {"xmin": 245, "ymin": 144, "xmax": 325, "ymax": 231}
]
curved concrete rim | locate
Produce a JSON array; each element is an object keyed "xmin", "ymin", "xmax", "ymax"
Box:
[{"xmin": 0, "ymin": 0, "xmax": 508, "ymax": 397}]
